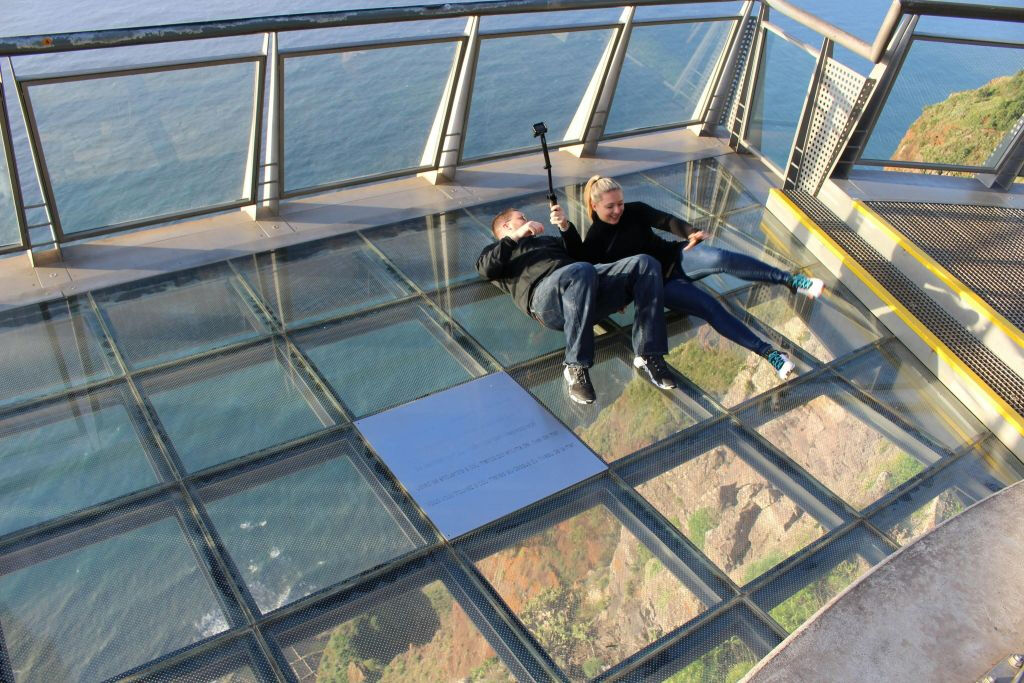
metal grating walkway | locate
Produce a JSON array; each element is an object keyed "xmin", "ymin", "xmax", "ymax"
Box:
[
  {"xmin": 785, "ymin": 190, "xmax": 1024, "ymax": 418},
  {"xmin": 865, "ymin": 201, "xmax": 1024, "ymax": 333}
]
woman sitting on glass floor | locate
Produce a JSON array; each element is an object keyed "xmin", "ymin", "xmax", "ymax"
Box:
[{"xmin": 551, "ymin": 175, "xmax": 824, "ymax": 380}]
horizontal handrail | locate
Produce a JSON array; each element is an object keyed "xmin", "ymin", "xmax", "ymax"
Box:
[{"xmin": 0, "ymin": 0, "xmax": 736, "ymax": 56}]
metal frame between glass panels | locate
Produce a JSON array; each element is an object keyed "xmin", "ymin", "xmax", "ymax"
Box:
[
  {"xmin": 16, "ymin": 54, "xmax": 266, "ymax": 241},
  {"xmin": 0, "ymin": 74, "xmax": 28, "ymax": 254}
]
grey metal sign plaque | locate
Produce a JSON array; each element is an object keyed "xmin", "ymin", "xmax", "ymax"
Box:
[{"xmin": 356, "ymin": 372, "xmax": 606, "ymax": 539}]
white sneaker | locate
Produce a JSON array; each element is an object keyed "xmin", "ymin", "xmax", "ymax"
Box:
[{"xmin": 788, "ymin": 273, "xmax": 824, "ymax": 299}]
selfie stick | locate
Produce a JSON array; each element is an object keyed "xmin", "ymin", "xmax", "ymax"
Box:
[{"xmin": 532, "ymin": 122, "xmax": 557, "ymax": 206}]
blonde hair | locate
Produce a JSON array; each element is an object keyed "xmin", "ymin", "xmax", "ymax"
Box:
[{"xmin": 583, "ymin": 175, "xmax": 622, "ymax": 216}]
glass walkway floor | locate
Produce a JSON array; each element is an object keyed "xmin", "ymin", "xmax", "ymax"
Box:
[{"xmin": 0, "ymin": 158, "xmax": 1021, "ymax": 682}]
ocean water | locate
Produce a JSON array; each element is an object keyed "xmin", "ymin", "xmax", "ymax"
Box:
[{"xmin": 0, "ymin": 0, "xmax": 1021, "ymax": 241}]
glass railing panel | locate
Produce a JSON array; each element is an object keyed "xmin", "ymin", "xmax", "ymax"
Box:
[
  {"xmin": 513, "ymin": 343, "xmax": 714, "ymax": 463},
  {"xmin": 834, "ymin": 339, "xmax": 988, "ymax": 451},
  {"xmin": 25, "ymin": 60, "xmax": 258, "ymax": 235},
  {"xmin": 474, "ymin": 501, "xmax": 711, "ymax": 680},
  {"xmin": 366, "ymin": 213, "xmax": 493, "ymax": 293},
  {"xmin": 725, "ymin": 272, "xmax": 886, "ymax": 363},
  {"xmin": 753, "ymin": 392, "xmax": 943, "ymax": 511},
  {"xmin": 605, "ymin": 20, "xmax": 734, "ymax": 134},
  {"xmin": 278, "ymin": 19, "xmax": 465, "ymax": 52},
  {"xmin": 93, "ymin": 264, "xmax": 269, "ymax": 370},
  {"xmin": 434, "ymin": 281, "xmax": 566, "ymax": 368},
  {"xmin": 746, "ymin": 31, "xmax": 816, "ymax": 172},
  {"xmin": 751, "ymin": 525, "xmax": 893, "ymax": 633},
  {"xmin": 0, "ymin": 384, "xmax": 159, "ymax": 537},
  {"xmin": 862, "ymin": 41, "xmax": 1024, "ymax": 169},
  {"xmin": 201, "ymin": 434, "xmax": 423, "ymax": 614},
  {"xmin": 480, "ymin": 9, "xmax": 621, "ymax": 32},
  {"xmin": 293, "ymin": 300, "xmax": 486, "ymax": 418},
  {"xmin": 462, "ymin": 29, "xmax": 614, "ymax": 160},
  {"xmin": 0, "ymin": 100, "xmax": 20, "ymax": 249},
  {"xmin": 869, "ymin": 436, "xmax": 1024, "ymax": 546},
  {"xmin": 232, "ymin": 233, "xmax": 413, "ymax": 330},
  {"xmin": 140, "ymin": 342, "xmax": 334, "ymax": 473},
  {"xmin": 634, "ymin": 3, "xmax": 745, "ymax": 21},
  {"xmin": 272, "ymin": 559, "xmax": 517, "ymax": 683},
  {"xmin": 283, "ymin": 41, "xmax": 459, "ymax": 193},
  {"xmin": 633, "ymin": 432, "xmax": 836, "ymax": 586},
  {"xmin": 0, "ymin": 299, "xmax": 115, "ymax": 409},
  {"xmin": 0, "ymin": 507, "xmax": 227, "ymax": 682}
]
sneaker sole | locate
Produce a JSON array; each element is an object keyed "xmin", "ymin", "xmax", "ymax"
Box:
[
  {"xmin": 633, "ymin": 364, "xmax": 677, "ymax": 390},
  {"xmin": 568, "ymin": 393, "xmax": 595, "ymax": 405},
  {"xmin": 796, "ymin": 282, "xmax": 824, "ymax": 299}
]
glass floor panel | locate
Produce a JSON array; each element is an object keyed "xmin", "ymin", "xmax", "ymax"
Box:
[
  {"xmin": 835, "ymin": 339, "xmax": 988, "ymax": 451},
  {"xmin": 0, "ymin": 508, "xmax": 226, "ymax": 682},
  {"xmin": 0, "ymin": 384, "xmax": 159, "ymax": 537},
  {"xmin": 869, "ymin": 436, "xmax": 1024, "ymax": 546},
  {"xmin": 201, "ymin": 436, "xmax": 423, "ymax": 613},
  {"xmin": 474, "ymin": 502, "xmax": 711, "ymax": 681},
  {"xmin": 232, "ymin": 232, "xmax": 412, "ymax": 330},
  {"xmin": 513, "ymin": 341, "xmax": 715, "ymax": 463},
  {"xmin": 141, "ymin": 341, "xmax": 333, "ymax": 473},
  {"xmin": 634, "ymin": 437, "xmax": 837, "ymax": 586},
  {"xmin": 93, "ymin": 263, "xmax": 268, "ymax": 369},
  {"xmin": 0, "ymin": 299, "xmax": 114, "ymax": 407},
  {"xmin": 754, "ymin": 393, "xmax": 941, "ymax": 511},
  {"xmin": 699, "ymin": 205, "xmax": 820, "ymax": 271},
  {"xmin": 640, "ymin": 158, "xmax": 761, "ymax": 218},
  {"xmin": 434, "ymin": 281, "xmax": 566, "ymax": 368},
  {"xmin": 366, "ymin": 213, "xmax": 494, "ymax": 293},
  {"xmin": 461, "ymin": 191, "xmax": 573, "ymax": 235},
  {"xmin": 294, "ymin": 300, "xmax": 486, "ymax": 418},
  {"xmin": 273, "ymin": 558, "xmax": 517, "ymax": 683}
]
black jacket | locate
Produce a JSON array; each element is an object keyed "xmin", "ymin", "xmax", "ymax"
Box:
[
  {"xmin": 475, "ymin": 227, "xmax": 584, "ymax": 317},
  {"xmin": 572, "ymin": 201, "xmax": 697, "ymax": 275}
]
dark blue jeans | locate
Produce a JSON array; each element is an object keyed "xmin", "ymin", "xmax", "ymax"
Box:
[
  {"xmin": 529, "ymin": 255, "xmax": 668, "ymax": 367},
  {"xmin": 667, "ymin": 244, "xmax": 790, "ymax": 356}
]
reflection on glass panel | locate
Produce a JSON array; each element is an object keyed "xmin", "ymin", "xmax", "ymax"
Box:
[
  {"xmin": 0, "ymin": 299, "xmax": 114, "ymax": 408},
  {"xmin": 278, "ymin": 577, "xmax": 516, "ymax": 682},
  {"xmin": 836, "ymin": 340, "xmax": 985, "ymax": 450},
  {"xmin": 283, "ymin": 42, "xmax": 458, "ymax": 191},
  {"xmin": 747, "ymin": 32, "xmax": 816, "ymax": 171},
  {"xmin": 728, "ymin": 276, "xmax": 883, "ymax": 364},
  {"xmin": 94, "ymin": 265, "xmax": 267, "ymax": 369},
  {"xmin": 437, "ymin": 282, "xmax": 565, "ymax": 367},
  {"xmin": 367, "ymin": 213, "xmax": 492, "ymax": 292},
  {"xmin": 635, "ymin": 441, "xmax": 831, "ymax": 585},
  {"xmin": 143, "ymin": 343, "xmax": 330, "ymax": 472},
  {"xmin": 863, "ymin": 42, "xmax": 1024, "ymax": 168},
  {"xmin": 664, "ymin": 317, "xmax": 800, "ymax": 408},
  {"xmin": 295, "ymin": 302, "xmax": 481, "ymax": 418},
  {"xmin": 0, "ymin": 514, "xmax": 226, "ymax": 682},
  {"xmin": 203, "ymin": 442, "xmax": 420, "ymax": 613},
  {"xmin": 233, "ymin": 233, "xmax": 412, "ymax": 330},
  {"xmin": 606, "ymin": 21, "xmax": 733, "ymax": 134},
  {"xmin": 640, "ymin": 158, "xmax": 759, "ymax": 218},
  {"xmin": 752, "ymin": 526, "xmax": 892, "ymax": 633},
  {"xmin": 0, "ymin": 386, "xmax": 158, "ymax": 537},
  {"xmin": 0, "ymin": 113, "xmax": 20, "ymax": 247},
  {"xmin": 28, "ymin": 62, "xmax": 257, "ymax": 233},
  {"xmin": 756, "ymin": 394, "xmax": 937, "ymax": 511},
  {"xmin": 463, "ymin": 30, "xmax": 613, "ymax": 159},
  {"xmin": 475, "ymin": 504, "xmax": 708, "ymax": 680},
  {"xmin": 514, "ymin": 346, "xmax": 711, "ymax": 463},
  {"xmin": 480, "ymin": 8, "xmax": 621, "ymax": 31},
  {"xmin": 279, "ymin": 20, "xmax": 466, "ymax": 51},
  {"xmin": 871, "ymin": 437, "xmax": 1024, "ymax": 546}
]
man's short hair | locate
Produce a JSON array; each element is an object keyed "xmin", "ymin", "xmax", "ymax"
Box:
[{"xmin": 491, "ymin": 208, "xmax": 518, "ymax": 238}]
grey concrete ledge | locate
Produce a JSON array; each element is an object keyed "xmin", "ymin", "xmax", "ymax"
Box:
[{"xmin": 743, "ymin": 479, "xmax": 1024, "ymax": 683}]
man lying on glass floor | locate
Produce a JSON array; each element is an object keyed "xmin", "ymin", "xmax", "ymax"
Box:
[{"xmin": 476, "ymin": 207, "xmax": 676, "ymax": 405}]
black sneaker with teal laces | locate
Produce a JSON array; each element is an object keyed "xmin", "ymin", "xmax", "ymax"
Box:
[
  {"xmin": 564, "ymin": 364, "xmax": 596, "ymax": 404},
  {"xmin": 633, "ymin": 355, "xmax": 677, "ymax": 390}
]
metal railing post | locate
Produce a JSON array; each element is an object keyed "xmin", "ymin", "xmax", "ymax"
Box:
[
  {"xmin": 728, "ymin": 1, "xmax": 769, "ymax": 152},
  {"xmin": 701, "ymin": 0, "xmax": 755, "ymax": 136},
  {"xmin": 976, "ymin": 112, "xmax": 1024, "ymax": 190},
  {"xmin": 245, "ymin": 32, "xmax": 279, "ymax": 220},
  {"xmin": 0, "ymin": 66, "xmax": 29, "ymax": 254},
  {"xmin": 564, "ymin": 6, "xmax": 634, "ymax": 158},
  {"xmin": 783, "ymin": 38, "xmax": 832, "ymax": 189},
  {"xmin": 420, "ymin": 16, "xmax": 480, "ymax": 184}
]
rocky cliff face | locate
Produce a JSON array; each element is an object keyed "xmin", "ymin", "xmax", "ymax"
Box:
[{"xmin": 890, "ymin": 69, "xmax": 1024, "ymax": 172}]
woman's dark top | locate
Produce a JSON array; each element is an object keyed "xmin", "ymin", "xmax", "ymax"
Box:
[{"xmin": 573, "ymin": 201, "xmax": 698, "ymax": 275}]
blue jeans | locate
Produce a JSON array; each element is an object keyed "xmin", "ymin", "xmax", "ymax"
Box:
[
  {"xmin": 667, "ymin": 244, "xmax": 790, "ymax": 356},
  {"xmin": 529, "ymin": 255, "xmax": 668, "ymax": 367}
]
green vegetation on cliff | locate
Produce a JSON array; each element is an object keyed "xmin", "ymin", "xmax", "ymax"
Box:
[
  {"xmin": 892, "ymin": 69, "xmax": 1024, "ymax": 170},
  {"xmin": 769, "ymin": 558, "xmax": 863, "ymax": 632}
]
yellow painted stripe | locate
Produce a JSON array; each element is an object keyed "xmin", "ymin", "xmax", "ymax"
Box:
[
  {"xmin": 854, "ymin": 200, "xmax": 1024, "ymax": 352},
  {"xmin": 770, "ymin": 189, "xmax": 1024, "ymax": 437}
]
